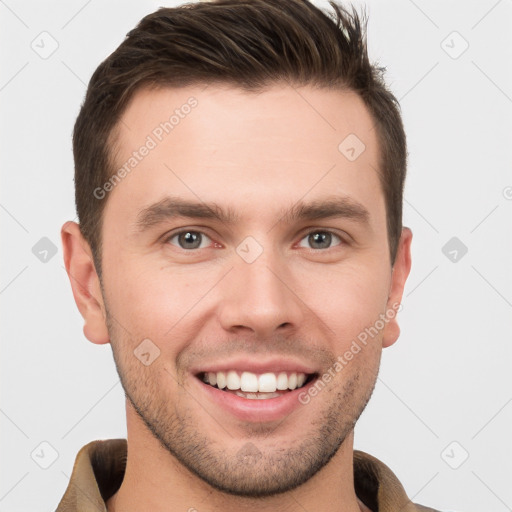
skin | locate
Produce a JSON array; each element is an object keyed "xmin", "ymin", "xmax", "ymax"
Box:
[{"xmin": 62, "ymin": 83, "xmax": 412, "ymax": 512}]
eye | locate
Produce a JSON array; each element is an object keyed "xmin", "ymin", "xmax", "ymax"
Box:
[
  {"xmin": 164, "ymin": 229, "xmax": 345, "ymax": 252},
  {"xmin": 298, "ymin": 230, "xmax": 343, "ymax": 250},
  {"xmin": 166, "ymin": 230, "xmax": 213, "ymax": 250}
]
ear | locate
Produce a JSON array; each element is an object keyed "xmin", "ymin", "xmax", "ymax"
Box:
[
  {"xmin": 381, "ymin": 227, "xmax": 412, "ymax": 348},
  {"xmin": 61, "ymin": 221, "xmax": 110, "ymax": 345}
]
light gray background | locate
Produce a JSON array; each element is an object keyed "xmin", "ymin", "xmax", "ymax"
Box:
[{"xmin": 1, "ymin": 0, "xmax": 511, "ymax": 511}]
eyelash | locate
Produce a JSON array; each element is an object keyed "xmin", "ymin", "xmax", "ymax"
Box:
[{"xmin": 164, "ymin": 228, "xmax": 347, "ymax": 252}]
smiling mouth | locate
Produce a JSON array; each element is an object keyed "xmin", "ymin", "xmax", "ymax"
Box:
[{"xmin": 197, "ymin": 370, "xmax": 317, "ymax": 400}]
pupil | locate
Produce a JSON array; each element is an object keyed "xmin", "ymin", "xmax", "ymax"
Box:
[
  {"xmin": 310, "ymin": 232, "xmax": 330, "ymax": 249},
  {"xmin": 180, "ymin": 231, "xmax": 201, "ymax": 249}
]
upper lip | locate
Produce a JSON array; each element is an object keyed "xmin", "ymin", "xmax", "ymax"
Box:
[{"xmin": 191, "ymin": 357, "xmax": 319, "ymax": 376}]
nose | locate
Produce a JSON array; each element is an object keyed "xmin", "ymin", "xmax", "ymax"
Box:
[{"xmin": 217, "ymin": 243, "xmax": 304, "ymax": 339}]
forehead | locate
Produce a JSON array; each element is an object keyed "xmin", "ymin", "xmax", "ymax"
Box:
[
  {"xmin": 104, "ymin": 83, "xmax": 383, "ymax": 229},
  {"xmin": 116, "ymin": 83, "xmax": 378, "ymax": 154}
]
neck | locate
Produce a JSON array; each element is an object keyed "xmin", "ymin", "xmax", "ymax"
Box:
[{"xmin": 107, "ymin": 403, "xmax": 366, "ymax": 512}]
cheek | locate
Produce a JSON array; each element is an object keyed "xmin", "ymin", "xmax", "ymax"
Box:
[
  {"xmin": 298, "ymin": 261, "xmax": 390, "ymax": 343},
  {"xmin": 104, "ymin": 258, "xmax": 217, "ymax": 343}
]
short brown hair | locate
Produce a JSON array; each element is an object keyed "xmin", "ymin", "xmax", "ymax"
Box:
[{"xmin": 73, "ymin": 0, "xmax": 407, "ymax": 278}]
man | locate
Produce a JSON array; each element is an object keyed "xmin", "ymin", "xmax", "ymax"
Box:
[{"xmin": 58, "ymin": 0, "xmax": 440, "ymax": 510}]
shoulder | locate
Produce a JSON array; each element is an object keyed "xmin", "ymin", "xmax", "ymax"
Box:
[{"xmin": 353, "ymin": 450, "xmax": 444, "ymax": 512}]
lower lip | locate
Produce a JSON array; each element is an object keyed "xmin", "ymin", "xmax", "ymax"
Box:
[{"xmin": 193, "ymin": 375, "xmax": 316, "ymax": 423}]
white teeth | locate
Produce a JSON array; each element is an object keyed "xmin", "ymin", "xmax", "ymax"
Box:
[
  {"xmin": 226, "ymin": 370, "xmax": 241, "ymax": 390},
  {"xmin": 276, "ymin": 372, "xmax": 288, "ymax": 390},
  {"xmin": 203, "ymin": 370, "xmax": 309, "ymax": 392},
  {"xmin": 240, "ymin": 372, "xmax": 259, "ymax": 392},
  {"xmin": 258, "ymin": 373, "xmax": 277, "ymax": 392},
  {"xmin": 216, "ymin": 371, "xmax": 227, "ymax": 389}
]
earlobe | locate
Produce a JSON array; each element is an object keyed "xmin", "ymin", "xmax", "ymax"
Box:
[
  {"xmin": 61, "ymin": 221, "xmax": 110, "ymax": 345},
  {"xmin": 382, "ymin": 227, "xmax": 412, "ymax": 348}
]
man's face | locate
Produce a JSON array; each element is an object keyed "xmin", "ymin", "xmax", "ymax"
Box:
[{"xmin": 93, "ymin": 84, "xmax": 405, "ymax": 496}]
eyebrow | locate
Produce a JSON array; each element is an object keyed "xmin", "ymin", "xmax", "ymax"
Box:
[{"xmin": 134, "ymin": 195, "xmax": 370, "ymax": 233}]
